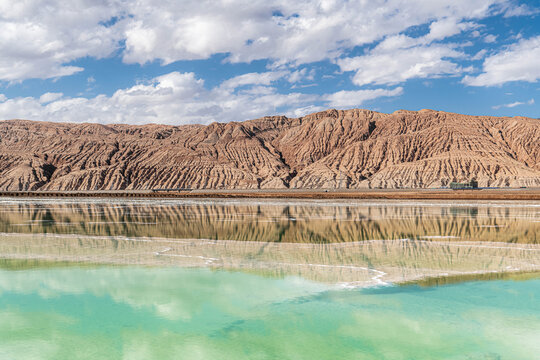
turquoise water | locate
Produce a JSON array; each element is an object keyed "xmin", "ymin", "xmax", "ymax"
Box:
[
  {"xmin": 0, "ymin": 266, "xmax": 538, "ymax": 359},
  {"xmin": 0, "ymin": 198, "xmax": 539, "ymax": 359}
]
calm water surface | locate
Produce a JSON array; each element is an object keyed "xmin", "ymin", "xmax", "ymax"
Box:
[{"xmin": 0, "ymin": 198, "xmax": 539, "ymax": 359}]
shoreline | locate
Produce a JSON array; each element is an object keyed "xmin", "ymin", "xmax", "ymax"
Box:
[{"xmin": 1, "ymin": 188, "xmax": 540, "ymax": 200}]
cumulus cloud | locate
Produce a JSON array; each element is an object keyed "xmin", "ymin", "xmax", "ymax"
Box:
[
  {"xmin": 463, "ymin": 36, "xmax": 540, "ymax": 86},
  {"xmin": 337, "ymin": 32, "xmax": 466, "ymax": 86},
  {"xmin": 0, "ymin": 0, "xmax": 535, "ymax": 126},
  {"xmin": 0, "ymin": 0, "xmax": 512, "ymax": 82},
  {"xmin": 120, "ymin": 0, "xmax": 507, "ymax": 67},
  {"xmin": 287, "ymin": 68, "xmax": 315, "ymax": 84},
  {"xmin": 39, "ymin": 92, "xmax": 63, "ymax": 104},
  {"xmin": 0, "ymin": 71, "xmax": 405, "ymax": 124},
  {"xmin": 484, "ymin": 34, "xmax": 498, "ymax": 43},
  {"xmin": 501, "ymin": 3, "xmax": 540, "ymax": 17},
  {"xmin": 326, "ymin": 87, "xmax": 404, "ymax": 108},
  {"xmin": 425, "ymin": 17, "xmax": 476, "ymax": 42},
  {"xmin": 0, "ymin": 0, "xmax": 121, "ymax": 81},
  {"xmin": 492, "ymin": 98, "xmax": 534, "ymax": 109},
  {"xmin": 219, "ymin": 71, "xmax": 288, "ymax": 90},
  {"xmin": 471, "ymin": 49, "xmax": 488, "ymax": 61},
  {"xmin": 333, "ymin": 9, "xmax": 492, "ymax": 87}
]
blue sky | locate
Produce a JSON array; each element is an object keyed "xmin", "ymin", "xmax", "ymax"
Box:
[{"xmin": 0, "ymin": 0, "xmax": 538, "ymax": 125}]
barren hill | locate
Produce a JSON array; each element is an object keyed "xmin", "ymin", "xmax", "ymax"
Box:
[{"xmin": 0, "ymin": 108, "xmax": 539, "ymax": 190}]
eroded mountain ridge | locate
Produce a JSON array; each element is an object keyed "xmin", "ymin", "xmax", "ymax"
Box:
[{"xmin": 0, "ymin": 108, "xmax": 538, "ymax": 190}]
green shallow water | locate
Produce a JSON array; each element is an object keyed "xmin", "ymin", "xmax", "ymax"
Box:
[
  {"xmin": 0, "ymin": 198, "xmax": 539, "ymax": 359},
  {"xmin": 0, "ymin": 266, "xmax": 538, "ymax": 360}
]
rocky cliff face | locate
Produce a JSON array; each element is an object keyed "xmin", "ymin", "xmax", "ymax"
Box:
[{"xmin": 0, "ymin": 108, "xmax": 539, "ymax": 190}]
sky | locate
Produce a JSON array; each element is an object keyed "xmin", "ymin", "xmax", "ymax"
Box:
[{"xmin": 0, "ymin": 0, "xmax": 538, "ymax": 125}]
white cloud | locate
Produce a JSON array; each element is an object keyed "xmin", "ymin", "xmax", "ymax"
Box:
[
  {"xmin": 425, "ymin": 18, "xmax": 476, "ymax": 41},
  {"xmin": 502, "ymin": 3, "xmax": 540, "ymax": 17},
  {"xmin": 337, "ymin": 34, "xmax": 465, "ymax": 86},
  {"xmin": 471, "ymin": 49, "xmax": 488, "ymax": 60},
  {"xmin": 219, "ymin": 71, "xmax": 288, "ymax": 90},
  {"xmin": 484, "ymin": 34, "xmax": 498, "ymax": 43},
  {"xmin": 121, "ymin": 0, "xmax": 504, "ymax": 67},
  {"xmin": 334, "ymin": 10, "xmax": 485, "ymax": 87},
  {"xmin": 286, "ymin": 104, "xmax": 326, "ymax": 118},
  {"xmin": 287, "ymin": 68, "xmax": 315, "ymax": 83},
  {"xmin": 1, "ymin": 0, "xmax": 534, "ymax": 123},
  {"xmin": 326, "ymin": 87, "xmax": 404, "ymax": 108},
  {"xmin": 0, "ymin": 0, "xmax": 510, "ymax": 82},
  {"xmin": 463, "ymin": 36, "xmax": 540, "ymax": 86},
  {"xmin": 39, "ymin": 92, "xmax": 63, "ymax": 104},
  {"xmin": 492, "ymin": 98, "xmax": 534, "ymax": 109},
  {"xmin": 0, "ymin": 71, "xmax": 404, "ymax": 124},
  {"xmin": 0, "ymin": 0, "xmax": 121, "ymax": 81}
]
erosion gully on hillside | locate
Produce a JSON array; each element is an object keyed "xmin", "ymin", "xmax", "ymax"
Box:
[{"xmin": 0, "ymin": 108, "xmax": 539, "ymax": 191}]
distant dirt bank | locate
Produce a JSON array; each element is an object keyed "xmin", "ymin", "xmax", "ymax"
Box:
[{"xmin": 1, "ymin": 188, "xmax": 540, "ymax": 200}]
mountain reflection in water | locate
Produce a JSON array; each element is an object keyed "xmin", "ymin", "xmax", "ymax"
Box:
[{"xmin": 0, "ymin": 198, "xmax": 538, "ymax": 286}]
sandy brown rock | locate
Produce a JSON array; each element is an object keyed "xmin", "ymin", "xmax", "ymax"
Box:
[{"xmin": 0, "ymin": 109, "xmax": 538, "ymax": 190}]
